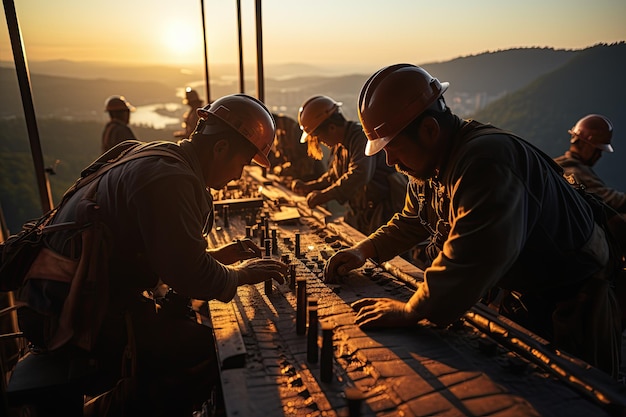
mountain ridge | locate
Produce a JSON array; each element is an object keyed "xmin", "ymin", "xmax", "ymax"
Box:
[{"xmin": 1, "ymin": 43, "xmax": 624, "ymax": 232}]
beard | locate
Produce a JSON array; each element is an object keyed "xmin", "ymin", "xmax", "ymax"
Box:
[{"xmin": 395, "ymin": 164, "xmax": 427, "ymax": 186}]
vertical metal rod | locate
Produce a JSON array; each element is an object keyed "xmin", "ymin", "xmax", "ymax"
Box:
[
  {"xmin": 200, "ymin": 0, "xmax": 211, "ymax": 102},
  {"xmin": 236, "ymin": 0, "xmax": 245, "ymax": 93},
  {"xmin": 295, "ymin": 232, "xmax": 301, "ymax": 258},
  {"xmin": 320, "ymin": 321, "xmax": 334, "ymax": 382},
  {"xmin": 296, "ymin": 278, "xmax": 307, "ymax": 335},
  {"xmin": 271, "ymin": 228, "xmax": 278, "ymax": 254},
  {"xmin": 254, "ymin": 0, "xmax": 265, "ymax": 102},
  {"xmin": 264, "ymin": 238, "xmax": 271, "ymax": 257},
  {"xmin": 3, "ymin": 0, "xmax": 53, "ymax": 214},
  {"xmin": 289, "ymin": 263, "xmax": 296, "ymax": 291},
  {"xmin": 307, "ymin": 298, "xmax": 319, "ymax": 363},
  {"xmin": 223, "ymin": 204, "xmax": 230, "ymax": 228},
  {"xmin": 345, "ymin": 387, "xmax": 365, "ymax": 417}
]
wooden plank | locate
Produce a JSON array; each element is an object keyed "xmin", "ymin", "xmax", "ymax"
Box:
[{"xmin": 209, "ymin": 300, "xmax": 246, "ymax": 370}]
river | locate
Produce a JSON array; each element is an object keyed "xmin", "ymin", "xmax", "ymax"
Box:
[{"xmin": 131, "ymin": 102, "xmax": 185, "ymax": 129}]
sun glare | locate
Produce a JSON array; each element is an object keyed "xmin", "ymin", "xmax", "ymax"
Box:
[{"xmin": 162, "ymin": 22, "xmax": 199, "ymax": 59}]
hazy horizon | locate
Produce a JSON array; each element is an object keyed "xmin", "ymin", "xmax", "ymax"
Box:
[{"xmin": 2, "ymin": 0, "xmax": 624, "ymax": 74}]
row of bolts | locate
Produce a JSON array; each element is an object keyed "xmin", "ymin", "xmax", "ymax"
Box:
[{"xmin": 224, "ymin": 206, "xmax": 365, "ymax": 415}]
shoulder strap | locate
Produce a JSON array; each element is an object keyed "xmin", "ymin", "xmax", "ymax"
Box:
[
  {"xmin": 62, "ymin": 142, "xmax": 189, "ymax": 201},
  {"xmin": 29, "ymin": 142, "xmax": 190, "ymax": 234}
]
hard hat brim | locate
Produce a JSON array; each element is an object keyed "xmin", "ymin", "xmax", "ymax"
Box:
[
  {"xmin": 363, "ymin": 82, "xmax": 449, "ymax": 157},
  {"xmin": 365, "ymin": 136, "xmax": 392, "ymax": 156},
  {"xmin": 253, "ymin": 152, "xmax": 271, "ymax": 168},
  {"xmin": 597, "ymin": 143, "xmax": 614, "ymax": 152}
]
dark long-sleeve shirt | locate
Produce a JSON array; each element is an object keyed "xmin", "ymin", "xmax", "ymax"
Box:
[
  {"xmin": 555, "ymin": 151, "xmax": 626, "ymax": 213},
  {"xmin": 102, "ymin": 119, "xmax": 137, "ymax": 153},
  {"xmin": 369, "ymin": 119, "xmax": 605, "ymax": 326},
  {"xmin": 321, "ymin": 122, "xmax": 395, "ymax": 207},
  {"xmin": 50, "ymin": 140, "xmax": 238, "ymax": 305}
]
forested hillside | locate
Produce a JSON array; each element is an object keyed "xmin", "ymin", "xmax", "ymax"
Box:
[
  {"xmin": 0, "ymin": 118, "xmax": 175, "ymax": 233},
  {"xmin": 1, "ymin": 43, "xmax": 624, "ymax": 233},
  {"xmin": 471, "ymin": 43, "xmax": 626, "ymax": 190}
]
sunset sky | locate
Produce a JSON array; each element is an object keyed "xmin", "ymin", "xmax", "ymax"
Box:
[{"xmin": 1, "ymin": 0, "xmax": 625, "ymax": 74}]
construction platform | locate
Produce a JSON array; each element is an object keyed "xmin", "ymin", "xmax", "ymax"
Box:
[{"xmin": 200, "ymin": 168, "xmax": 626, "ymax": 417}]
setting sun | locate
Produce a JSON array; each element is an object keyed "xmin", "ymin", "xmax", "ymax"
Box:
[{"xmin": 161, "ymin": 21, "xmax": 201, "ymax": 59}]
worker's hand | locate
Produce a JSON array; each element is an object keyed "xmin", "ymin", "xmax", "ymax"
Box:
[
  {"xmin": 209, "ymin": 238, "xmax": 261, "ymax": 264},
  {"xmin": 323, "ymin": 247, "xmax": 367, "ymax": 283},
  {"xmin": 306, "ymin": 190, "xmax": 328, "ymax": 209},
  {"xmin": 291, "ymin": 179, "xmax": 310, "ymax": 196},
  {"xmin": 236, "ymin": 258, "xmax": 287, "ymax": 286},
  {"xmin": 351, "ymin": 298, "xmax": 417, "ymax": 329}
]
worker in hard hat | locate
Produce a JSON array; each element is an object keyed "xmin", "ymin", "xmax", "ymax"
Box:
[
  {"xmin": 102, "ymin": 95, "xmax": 137, "ymax": 153},
  {"xmin": 174, "ymin": 87, "xmax": 204, "ymax": 139},
  {"xmin": 294, "ymin": 95, "xmax": 408, "ymax": 235},
  {"xmin": 19, "ymin": 94, "xmax": 287, "ymax": 416},
  {"xmin": 555, "ymin": 114, "xmax": 625, "ymax": 212},
  {"xmin": 324, "ymin": 64, "xmax": 621, "ymax": 378},
  {"xmin": 269, "ymin": 112, "xmax": 325, "ymax": 182},
  {"xmin": 555, "ymin": 114, "xmax": 626, "ymax": 313}
]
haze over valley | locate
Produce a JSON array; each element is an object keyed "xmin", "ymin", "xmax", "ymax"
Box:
[{"xmin": 1, "ymin": 43, "xmax": 625, "ymax": 233}]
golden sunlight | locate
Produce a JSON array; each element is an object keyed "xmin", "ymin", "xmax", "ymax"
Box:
[{"xmin": 161, "ymin": 21, "xmax": 200, "ymax": 59}]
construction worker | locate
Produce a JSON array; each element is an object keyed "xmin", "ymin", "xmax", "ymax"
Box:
[
  {"xmin": 102, "ymin": 95, "xmax": 137, "ymax": 153},
  {"xmin": 269, "ymin": 113, "xmax": 325, "ymax": 182},
  {"xmin": 17, "ymin": 94, "xmax": 287, "ymax": 415},
  {"xmin": 554, "ymin": 114, "xmax": 626, "ymax": 319},
  {"xmin": 293, "ymin": 95, "xmax": 408, "ymax": 235},
  {"xmin": 324, "ymin": 64, "xmax": 621, "ymax": 378},
  {"xmin": 555, "ymin": 114, "xmax": 625, "ymax": 210},
  {"xmin": 174, "ymin": 87, "xmax": 204, "ymax": 139}
]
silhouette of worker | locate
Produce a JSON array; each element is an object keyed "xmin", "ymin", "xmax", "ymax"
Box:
[
  {"xmin": 102, "ymin": 95, "xmax": 137, "ymax": 154},
  {"xmin": 174, "ymin": 88, "xmax": 204, "ymax": 139},
  {"xmin": 269, "ymin": 113, "xmax": 325, "ymax": 182}
]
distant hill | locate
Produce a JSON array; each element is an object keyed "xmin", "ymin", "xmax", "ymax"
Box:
[
  {"xmin": 0, "ymin": 117, "xmax": 176, "ymax": 234},
  {"xmin": 421, "ymin": 47, "xmax": 577, "ymax": 96},
  {"xmin": 0, "ymin": 59, "xmax": 202, "ymax": 89},
  {"xmin": 472, "ymin": 42, "xmax": 626, "ymax": 191},
  {"xmin": 0, "ymin": 67, "xmax": 177, "ymax": 119},
  {"xmin": 0, "ymin": 59, "xmax": 333, "ymax": 90},
  {"xmin": 264, "ymin": 46, "xmax": 604, "ymax": 120},
  {"xmin": 0, "ymin": 46, "xmax": 597, "ymax": 121},
  {"xmin": 2, "ymin": 43, "xmax": 625, "ymax": 232}
]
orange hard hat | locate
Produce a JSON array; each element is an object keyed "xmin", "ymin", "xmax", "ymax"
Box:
[
  {"xmin": 569, "ymin": 114, "xmax": 614, "ymax": 152},
  {"xmin": 298, "ymin": 96, "xmax": 342, "ymax": 143},
  {"xmin": 105, "ymin": 95, "xmax": 135, "ymax": 112},
  {"xmin": 358, "ymin": 64, "xmax": 449, "ymax": 156},
  {"xmin": 196, "ymin": 94, "xmax": 276, "ymax": 168}
]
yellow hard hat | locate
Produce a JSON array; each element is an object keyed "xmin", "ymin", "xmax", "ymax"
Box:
[{"xmin": 297, "ymin": 96, "xmax": 342, "ymax": 143}]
